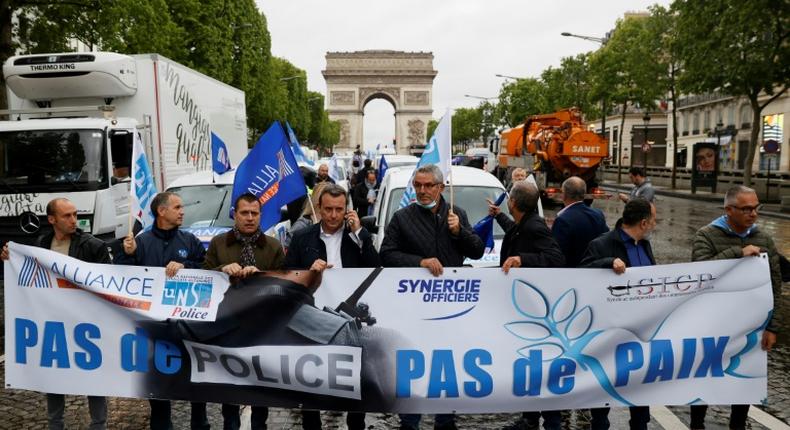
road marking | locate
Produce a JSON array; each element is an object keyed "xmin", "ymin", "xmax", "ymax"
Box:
[
  {"xmin": 748, "ymin": 406, "xmax": 790, "ymax": 429},
  {"xmin": 651, "ymin": 406, "xmax": 688, "ymax": 430}
]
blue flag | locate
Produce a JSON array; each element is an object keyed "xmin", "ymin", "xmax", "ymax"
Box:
[
  {"xmin": 377, "ymin": 155, "xmax": 388, "ymax": 184},
  {"xmin": 231, "ymin": 122, "xmax": 307, "ymax": 232},
  {"xmin": 130, "ymin": 132, "xmax": 158, "ymax": 230},
  {"xmin": 211, "ymin": 132, "xmax": 232, "ymax": 174},
  {"xmin": 472, "ymin": 192, "xmax": 507, "ymax": 253},
  {"xmin": 285, "ymin": 122, "xmax": 314, "ymax": 166}
]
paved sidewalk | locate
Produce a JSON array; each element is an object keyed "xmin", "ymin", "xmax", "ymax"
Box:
[{"xmin": 601, "ymin": 181, "xmax": 790, "ymax": 220}]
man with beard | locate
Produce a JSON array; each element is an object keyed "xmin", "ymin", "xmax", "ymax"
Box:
[
  {"xmin": 580, "ymin": 198, "xmax": 657, "ymax": 430},
  {"xmin": 203, "ymin": 192, "xmax": 285, "ymax": 430},
  {"xmin": 380, "ymin": 164, "xmax": 484, "ymax": 430},
  {"xmin": 316, "ymin": 163, "xmax": 336, "ymax": 184},
  {"xmin": 116, "ymin": 192, "xmax": 208, "ymax": 430}
]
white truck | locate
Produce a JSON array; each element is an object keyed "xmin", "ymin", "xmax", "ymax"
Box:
[{"xmin": 0, "ymin": 52, "xmax": 247, "ymax": 246}]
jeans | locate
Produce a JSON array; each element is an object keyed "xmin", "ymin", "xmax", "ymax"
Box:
[
  {"xmin": 149, "ymin": 400, "xmax": 209, "ymax": 430},
  {"xmin": 523, "ymin": 410, "xmax": 561, "ymax": 430},
  {"xmin": 47, "ymin": 394, "xmax": 107, "ymax": 430},
  {"xmin": 690, "ymin": 404, "xmax": 750, "ymax": 429},
  {"xmin": 301, "ymin": 410, "xmax": 366, "ymax": 430},
  {"xmin": 399, "ymin": 413, "xmax": 455, "ymax": 429},
  {"xmin": 222, "ymin": 404, "xmax": 268, "ymax": 430}
]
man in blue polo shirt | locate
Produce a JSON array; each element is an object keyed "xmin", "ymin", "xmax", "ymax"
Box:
[{"xmin": 579, "ymin": 198, "xmax": 657, "ymax": 430}]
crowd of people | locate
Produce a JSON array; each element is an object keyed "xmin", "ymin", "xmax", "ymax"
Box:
[{"xmin": 0, "ymin": 157, "xmax": 781, "ymax": 430}]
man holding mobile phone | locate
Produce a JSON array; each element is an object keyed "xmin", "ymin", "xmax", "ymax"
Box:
[{"xmin": 283, "ymin": 183, "xmax": 380, "ymax": 430}]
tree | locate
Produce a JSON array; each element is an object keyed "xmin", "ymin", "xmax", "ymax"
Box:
[
  {"xmin": 426, "ymin": 119, "xmax": 439, "ymax": 140},
  {"xmin": 673, "ymin": 0, "xmax": 789, "ymax": 186},
  {"xmin": 589, "ymin": 14, "xmax": 665, "ymax": 176},
  {"xmin": 541, "ymin": 53, "xmax": 597, "ymax": 116},
  {"xmin": 451, "ymin": 107, "xmax": 483, "ymax": 152},
  {"xmin": 495, "ymin": 77, "xmax": 549, "ymax": 127},
  {"xmin": 646, "ymin": 4, "xmax": 682, "ymax": 188}
]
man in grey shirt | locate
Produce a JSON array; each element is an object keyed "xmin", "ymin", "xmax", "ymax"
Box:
[{"xmin": 618, "ymin": 166, "xmax": 655, "ymax": 203}]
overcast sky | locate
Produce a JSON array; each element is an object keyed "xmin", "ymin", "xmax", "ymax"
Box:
[{"xmin": 256, "ymin": 0, "xmax": 670, "ymax": 149}]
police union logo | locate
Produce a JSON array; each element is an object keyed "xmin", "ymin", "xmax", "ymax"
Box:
[
  {"xmin": 177, "ymin": 249, "xmax": 188, "ymax": 259},
  {"xmin": 162, "ymin": 280, "xmax": 213, "ymax": 308}
]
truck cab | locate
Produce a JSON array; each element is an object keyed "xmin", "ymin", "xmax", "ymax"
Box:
[{"xmin": 1, "ymin": 53, "xmax": 142, "ymax": 244}]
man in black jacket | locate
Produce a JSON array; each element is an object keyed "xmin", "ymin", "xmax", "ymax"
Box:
[
  {"xmin": 284, "ymin": 183, "xmax": 379, "ymax": 430},
  {"xmin": 551, "ymin": 176, "xmax": 609, "ymax": 268},
  {"xmin": 2, "ymin": 197, "xmax": 110, "ymax": 430},
  {"xmin": 352, "ymin": 169, "xmax": 377, "ymax": 217},
  {"xmin": 579, "ymin": 198, "xmax": 657, "ymax": 430},
  {"xmin": 497, "ymin": 182, "xmax": 564, "ymax": 430},
  {"xmin": 115, "ymin": 192, "xmax": 209, "ymax": 430},
  {"xmin": 380, "ymin": 164, "xmax": 484, "ymax": 430}
]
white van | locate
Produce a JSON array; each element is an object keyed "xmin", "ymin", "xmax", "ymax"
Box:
[
  {"xmin": 165, "ymin": 169, "xmax": 290, "ymax": 249},
  {"xmin": 363, "ymin": 165, "xmax": 510, "ymax": 267}
]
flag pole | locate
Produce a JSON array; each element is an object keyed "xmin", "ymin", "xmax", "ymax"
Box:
[
  {"xmin": 128, "ymin": 210, "xmax": 134, "ymax": 237},
  {"xmin": 448, "ymin": 108, "xmax": 454, "ymax": 213},
  {"xmin": 307, "ymin": 193, "xmax": 317, "ymax": 223}
]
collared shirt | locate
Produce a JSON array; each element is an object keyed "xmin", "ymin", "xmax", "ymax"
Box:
[
  {"xmin": 556, "ymin": 200, "xmax": 584, "ymax": 218},
  {"xmin": 319, "ymin": 224, "xmax": 363, "ymax": 268},
  {"xmin": 618, "ymin": 228, "xmax": 652, "ymax": 267}
]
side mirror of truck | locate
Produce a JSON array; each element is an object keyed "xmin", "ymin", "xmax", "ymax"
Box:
[
  {"xmin": 361, "ymin": 215, "xmax": 378, "ymax": 232},
  {"xmin": 111, "ymin": 176, "xmax": 131, "ymax": 185}
]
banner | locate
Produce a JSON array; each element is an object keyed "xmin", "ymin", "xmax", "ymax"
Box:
[{"xmin": 5, "ymin": 243, "xmax": 772, "ymax": 413}]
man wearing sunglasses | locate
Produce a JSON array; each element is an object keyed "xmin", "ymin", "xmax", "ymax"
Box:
[{"xmin": 689, "ymin": 185, "xmax": 781, "ymax": 430}]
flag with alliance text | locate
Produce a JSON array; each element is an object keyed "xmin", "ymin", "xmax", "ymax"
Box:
[{"xmin": 231, "ymin": 122, "xmax": 306, "ymax": 231}]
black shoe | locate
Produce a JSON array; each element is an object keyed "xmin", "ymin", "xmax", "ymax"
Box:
[
  {"xmin": 434, "ymin": 421, "xmax": 459, "ymax": 430},
  {"xmin": 501, "ymin": 420, "xmax": 525, "ymax": 430}
]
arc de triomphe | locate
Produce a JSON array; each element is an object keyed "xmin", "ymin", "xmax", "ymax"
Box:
[{"xmin": 322, "ymin": 50, "xmax": 437, "ymax": 154}]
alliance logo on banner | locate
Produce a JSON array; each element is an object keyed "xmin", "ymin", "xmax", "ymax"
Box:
[{"xmin": 4, "ymin": 242, "xmax": 772, "ymax": 413}]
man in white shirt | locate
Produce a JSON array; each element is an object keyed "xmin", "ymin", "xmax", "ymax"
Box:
[{"xmin": 283, "ymin": 183, "xmax": 379, "ymax": 430}]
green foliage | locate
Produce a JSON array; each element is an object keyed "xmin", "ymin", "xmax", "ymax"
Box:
[
  {"xmin": 495, "ymin": 77, "xmax": 549, "ymax": 127},
  {"xmin": 452, "ymin": 107, "xmax": 483, "ymax": 147},
  {"xmin": 426, "ymin": 119, "xmax": 439, "ymax": 139},
  {"xmin": 589, "ymin": 14, "xmax": 665, "ymax": 114},
  {"xmin": 541, "ymin": 53, "xmax": 597, "ymax": 116},
  {"xmin": 1, "ymin": 0, "xmax": 334, "ymax": 150},
  {"xmin": 672, "ymin": 0, "xmax": 789, "ymax": 185}
]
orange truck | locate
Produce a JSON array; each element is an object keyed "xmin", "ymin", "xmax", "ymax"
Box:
[{"xmin": 497, "ymin": 108, "xmax": 608, "ymax": 202}]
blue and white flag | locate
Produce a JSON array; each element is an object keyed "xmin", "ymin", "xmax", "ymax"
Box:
[
  {"xmin": 400, "ymin": 108, "xmax": 452, "ymax": 208},
  {"xmin": 472, "ymin": 192, "xmax": 507, "ymax": 253},
  {"xmin": 232, "ymin": 122, "xmax": 307, "ymax": 232},
  {"xmin": 377, "ymin": 154, "xmax": 389, "ymax": 185},
  {"xmin": 211, "ymin": 132, "xmax": 232, "ymax": 175},
  {"xmin": 328, "ymin": 154, "xmax": 343, "ymax": 182},
  {"xmin": 130, "ymin": 132, "xmax": 158, "ymax": 231},
  {"xmin": 285, "ymin": 122, "xmax": 314, "ymax": 166}
]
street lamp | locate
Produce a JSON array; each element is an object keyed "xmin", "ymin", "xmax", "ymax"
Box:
[
  {"xmin": 279, "ymin": 75, "xmax": 304, "ymax": 82},
  {"xmin": 641, "ymin": 112, "xmax": 651, "ymax": 171},
  {"xmin": 561, "ymin": 31, "xmax": 613, "ymax": 180},
  {"xmin": 464, "ymin": 94, "xmax": 498, "ymax": 101},
  {"xmin": 495, "ymin": 74, "xmax": 523, "ymax": 81}
]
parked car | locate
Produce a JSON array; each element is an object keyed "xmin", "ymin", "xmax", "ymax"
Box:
[
  {"xmin": 465, "ymin": 147, "xmax": 497, "ymax": 173},
  {"xmin": 363, "ymin": 165, "xmax": 515, "ymax": 267},
  {"xmin": 165, "ymin": 169, "xmax": 291, "ymax": 249},
  {"xmin": 378, "ymin": 154, "xmax": 420, "ymax": 170}
]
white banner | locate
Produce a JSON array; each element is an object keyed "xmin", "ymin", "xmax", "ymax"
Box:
[{"xmin": 4, "ymin": 242, "xmax": 772, "ymax": 413}]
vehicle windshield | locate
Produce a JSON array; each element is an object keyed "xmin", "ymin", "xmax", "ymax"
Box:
[
  {"xmin": 0, "ymin": 129, "xmax": 107, "ymax": 192},
  {"xmin": 385, "ymin": 186, "xmax": 510, "ymax": 239},
  {"xmin": 168, "ymin": 184, "xmax": 234, "ymax": 228}
]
